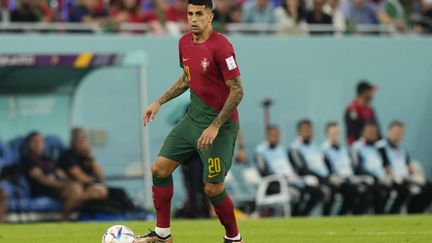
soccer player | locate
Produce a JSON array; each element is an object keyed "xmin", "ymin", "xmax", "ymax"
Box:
[{"xmin": 137, "ymin": 0, "xmax": 244, "ymax": 242}]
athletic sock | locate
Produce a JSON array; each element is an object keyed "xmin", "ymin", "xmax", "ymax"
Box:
[
  {"xmin": 152, "ymin": 175, "xmax": 173, "ymax": 229},
  {"xmin": 155, "ymin": 227, "xmax": 171, "ymax": 238},
  {"xmin": 224, "ymin": 234, "xmax": 241, "ymax": 241},
  {"xmin": 209, "ymin": 190, "xmax": 239, "ymax": 238}
]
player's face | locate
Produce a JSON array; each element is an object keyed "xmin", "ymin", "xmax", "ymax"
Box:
[
  {"xmin": 327, "ymin": 126, "xmax": 340, "ymax": 144},
  {"xmin": 299, "ymin": 124, "xmax": 313, "ymax": 141},
  {"xmin": 266, "ymin": 128, "xmax": 280, "ymax": 146},
  {"xmin": 388, "ymin": 126, "xmax": 404, "ymax": 144},
  {"xmin": 29, "ymin": 134, "xmax": 45, "ymax": 156},
  {"xmin": 187, "ymin": 4, "xmax": 213, "ymax": 34},
  {"xmin": 73, "ymin": 131, "xmax": 88, "ymax": 153},
  {"xmin": 363, "ymin": 125, "xmax": 378, "ymax": 142}
]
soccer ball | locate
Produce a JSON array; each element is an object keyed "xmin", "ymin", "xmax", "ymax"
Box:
[{"xmin": 102, "ymin": 225, "xmax": 136, "ymax": 243}]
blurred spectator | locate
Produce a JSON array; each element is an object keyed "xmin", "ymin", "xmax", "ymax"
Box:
[
  {"xmin": 235, "ymin": 130, "xmax": 248, "ymax": 163},
  {"xmin": 242, "ymin": 0, "xmax": 276, "ymax": 24},
  {"xmin": 1, "ymin": 0, "xmax": 9, "ymax": 23},
  {"xmin": 110, "ymin": 0, "xmax": 163, "ymax": 34},
  {"xmin": 323, "ymin": 0, "xmax": 346, "ymax": 32},
  {"xmin": 153, "ymin": 0, "xmax": 169, "ymax": 25},
  {"xmin": 351, "ymin": 122, "xmax": 390, "ymax": 214},
  {"xmin": 322, "ymin": 122, "xmax": 371, "ymax": 215},
  {"xmin": 288, "ymin": 119, "xmax": 336, "ymax": 215},
  {"xmin": 344, "ymin": 80, "xmax": 380, "ymax": 145},
  {"xmin": 213, "ymin": 0, "xmax": 233, "ymax": 32},
  {"xmin": 343, "ymin": 0, "xmax": 378, "ymax": 25},
  {"xmin": 377, "ymin": 0, "xmax": 408, "ymax": 32},
  {"xmin": 165, "ymin": 0, "xmax": 188, "ymax": 36},
  {"xmin": 11, "ymin": 0, "xmax": 56, "ymax": 22},
  {"xmin": 60, "ymin": 128, "xmax": 135, "ymax": 212},
  {"xmin": 305, "ymin": 0, "xmax": 332, "ymax": 24},
  {"xmin": 274, "ymin": 0, "xmax": 307, "ymax": 34},
  {"xmin": 412, "ymin": 0, "xmax": 432, "ymax": 33},
  {"xmin": 0, "ymin": 188, "xmax": 5, "ymax": 222},
  {"xmin": 229, "ymin": 4, "xmax": 243, "ymax": 23},
  {"xmin": 69, "ymin": 0, "xmax": 109, "ymax": 24},
  {"xmin": 255, "ymin": 125, "xmax": 322, "ymax": 216},
  {"xmin": 22, "ymin": 131, "xmax": 92, "ymax": 220}
]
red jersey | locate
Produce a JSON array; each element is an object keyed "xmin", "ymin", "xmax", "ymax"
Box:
[
  {"xmin": 344, "ymin": 100, "xmax": 379, "ymax": 145},
  {"xmin": 179, "ymin": 30, "xmax": 241, "ymax": 124}
]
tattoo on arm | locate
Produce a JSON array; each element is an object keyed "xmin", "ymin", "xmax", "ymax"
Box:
[
  {"xmin": 212, "ymin": 76, "xmax": 244, "ymax": 128},
  {"xmin": 157, "ymin": 72, "xmax": 189, "ymax": 105}
]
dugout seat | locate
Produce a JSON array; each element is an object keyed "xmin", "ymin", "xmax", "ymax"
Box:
[{"xmin": 255, "ymin": 175, "xmax": 291, "ymax": 217}]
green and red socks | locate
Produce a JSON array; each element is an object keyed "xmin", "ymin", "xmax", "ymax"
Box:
[
  {"xmin": 152, "ymin": 175, "xmax": 173, "ymax": 237},
  {"xmin": 209, "ymin": 190, "xmax": 240, "ymax": 240}
]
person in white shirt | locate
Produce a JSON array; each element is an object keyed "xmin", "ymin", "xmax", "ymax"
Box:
[
  {"xmin": 255, "ymin": 125, "xmax": 323, "ymax": 216},
  {"xmin": 322, "ymin": 122, "xmax": 371, "ymax": 215}
]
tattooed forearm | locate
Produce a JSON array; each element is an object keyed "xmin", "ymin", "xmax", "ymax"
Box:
[
  {"xmin": 211, "ymin": 76, "xmax": 244, "ymax": 128},
  {"xmin": 157, "ymin": 72, "xmax": 189, "ymax": 105}
]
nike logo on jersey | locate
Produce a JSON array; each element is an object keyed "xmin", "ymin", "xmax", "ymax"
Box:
[
  {"xmin": 208, "ymin": 173, "xmax": 220, "ymax": 179},
  {"xmin": 182, "ymin": 57, "xmax": 190, "ymax": 62}
]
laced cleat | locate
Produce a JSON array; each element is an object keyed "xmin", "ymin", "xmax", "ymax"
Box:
[
  {"xmin": 223, "ymin": 236, "xmax": 243, "ymax": 243},
  {"xmin": 135, "ymin": 230, "xmax": 173, "ymax": 243}
]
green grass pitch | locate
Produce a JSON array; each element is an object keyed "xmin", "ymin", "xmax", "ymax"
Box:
[{"xmin": 0, "ymin": 215, "xmax": 431, "ymax": 243}]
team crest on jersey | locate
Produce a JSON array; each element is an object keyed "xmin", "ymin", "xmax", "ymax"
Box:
[{"xmin": 201, "ymin": 58, "xmax": 209, "ymax": 72}]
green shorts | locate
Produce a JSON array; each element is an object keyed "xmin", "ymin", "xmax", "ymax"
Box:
[{"xmin": 159, "ymin": 117, "xmax": 238, "ymax": 183}]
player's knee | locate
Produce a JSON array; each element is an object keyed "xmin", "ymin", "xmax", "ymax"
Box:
[
  {"xmin": 204, "ymin": 182, "xmax": 224, "ymax": 197},
  {"xmin": 151, "ymin": 163, "xmax": 171, "ymax": 178}
]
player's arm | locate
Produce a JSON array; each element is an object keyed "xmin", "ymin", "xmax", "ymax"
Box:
[
  {"xmin": 143, "ymin": 72, "xmax": 189, "ymax": 126},
  {"xmin": 197, "ymin": 76, "xmax": 244, "ymax": 150},
  {"xmin": 212, "ymin": 76, "xmax": 244, "ymax": 128}
]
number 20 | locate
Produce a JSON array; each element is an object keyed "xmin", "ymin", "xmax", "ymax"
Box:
[{"xmin": 208, "ymin": 158, "xmax": 221, "ymax": 173}]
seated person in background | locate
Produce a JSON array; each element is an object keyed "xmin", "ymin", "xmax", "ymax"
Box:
[
  {"xmin": 22, "ymin": 131, "xmax": 104, "ymax": 221},
  {"xmin": 342, "ymin": 0, "xmax": 378, "ymax": 25},
  {"xmin": 242, "ymin": 0, "xmax": 276, "ymax": 24},
  {"xmin": 274, "ymin": 0, "xmax": 307, "ymax": 35},
  {"xmin": 11, "ymin": 0, "xmax": 56, "ymax": 22},
  {"xmin": 377, "ymin": 121, "xmax": 431, "ymax": 214},
  {"xmin": 322, "ymin": 122, "xmax": 371, "ymax": 215},
  {"xmin": 69, "ymin": 0, "xmax": 110, "ymax": 24},
  {"xmin": 0, "ymin": 188, "xmax": 6, "ymax": 222},
  {"xmin": 255, "ymin": 125, "xmax": 322, "ymax": 216},
  {"xmin": 60, "ymin": 128, "xmax": 106, "ymax": 185},
  {"xmin": 164, "ymin": 0, "xmax": 188, "ymax": 36},
  {"xmin": 60, "ymin": 128, "xmax": 135, "ymax": 211},
  {"xmin": 288, "ymin": 119, "xmax": 337, "ymax": 215},
  {"xmin": 351, "ymin": 122, "xmax": 390, "ymax": 214},
  {"xmin": 305, "ymin": 0, "xmax": 333, "ymax": 25},
  {"xmin": 110, "ymin": 0, "xmax": 163, "ymax": 34}
]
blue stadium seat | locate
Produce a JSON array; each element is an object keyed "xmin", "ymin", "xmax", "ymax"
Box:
[
  {"xmin": 44, "ymin": 135, "xmax": 66, "ymax": 162},
  {"xmin": 0, "ymin": 138, "xmax": 14, "ymax": 168},
  {"xmin": 9, "ymin": 136, "xmax": 26, "ymax": 163}
]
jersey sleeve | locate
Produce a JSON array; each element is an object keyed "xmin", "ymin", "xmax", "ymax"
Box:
[{"xmin": 215, "ymin": 40, "xmax": 240, "ymax": 81}]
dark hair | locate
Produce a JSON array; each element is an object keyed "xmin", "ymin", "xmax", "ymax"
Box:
[
  {"xmin": 356, "ymin": 80, "xmax": 373, "ymax": 95},
  {"xmin": 119, "ymin": 0, "xmax": 141, "ymax": 13},
  {"xmin": 297, "ymin": 119, "xmax": 312, "ymax": 131},
  {"xmin": 266, "ymin": 124, "xmax": 279, "ymax": 133},
  {"xmin": 25, "ymin": 131, "xmax": 41, "ymax": 148},
  {"xmin": 71, "ymin": 128, "xmax": 85, "ymax": 142},
  {"xmin": 188, "ymin": 0, "xmax": 213, "ymax": 10},
  {"xmin": 389, "ymin": 120, "xmax": 404, "ymax": 129},
  {"xmin": 325, "ymin": 121, "xmax": 338, "ymax": 133},
  {"xmin": 361, "ymin": 121, "xmax": 378, "ymax": 133}
]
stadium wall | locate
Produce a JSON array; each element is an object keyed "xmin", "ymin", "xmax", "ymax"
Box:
[{"xmin": 1, "ymin": 36, "xmax": 431, "ymax": 188}]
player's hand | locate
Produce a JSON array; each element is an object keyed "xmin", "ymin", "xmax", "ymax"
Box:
[
  {"xmin": 197, "ymin": 125, "xmax": 219, "ymax": 150},
  {"xmin": 143, "ymin": 101, "xmax": 161, "ymax": 126}
]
